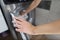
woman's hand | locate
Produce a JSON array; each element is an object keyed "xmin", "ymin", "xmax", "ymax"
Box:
[
  {"xmin": 19, "ymin": 10, "xmax": 26, "ymax": 16},
  {"xmin": 13, "ymin": 17, "xmax": 36, "ymax": 35}
]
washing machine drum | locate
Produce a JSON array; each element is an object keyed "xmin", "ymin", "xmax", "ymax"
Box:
[{"xmin": 3, "ymin": 0, "xmax": 33, "ymax": 4}]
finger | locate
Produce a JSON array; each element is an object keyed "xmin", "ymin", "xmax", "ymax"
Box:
[
  {"xmin": 14, "ymin": 17, "xmax": 25, "ymax": 22},
  {"xmin": 15, "ymin": 20, "xmax": 23, "ymax": 25},
  {"xmin": 15, "ymin": 24, "xmax": 22, "ymax": 29},
  {"xmin": 12, "ymin": 21, "xmax": 16, "ymax": 24},
  {"xmin": 15, "ymin": 28, "xmax": 23, "ymax": 32},
  {"xmin": 13, "ymin": 24, "xmax": 16, "ymax": 27}
]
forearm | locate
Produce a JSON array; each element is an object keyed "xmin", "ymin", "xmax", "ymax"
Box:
[
  {"xmin": 25, "ymin": 0, "xmax": 41, "ymax": 14},
  {"xmin": 33, "ymin": 19, "xmax": 60, "ymax": 35}
]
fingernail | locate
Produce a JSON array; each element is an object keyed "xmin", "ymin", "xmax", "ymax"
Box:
[
  {"xmin": 15, "ymin": 29, "xmax": 17, "ymax": 31},
  {"xmin": 12, "ymin": 21, "xmax": 15, "ymax": 23},
  {"xmin": 13, "ymin": 24, "xmax": 16, "ymax": 27}
]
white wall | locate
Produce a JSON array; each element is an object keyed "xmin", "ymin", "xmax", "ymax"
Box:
[
  {"xmin": 35, "ymin": 0, "xmax": 60, "ymax": 40},
  {"xmin": 46, "ymin": 0, "xmax": 60, "ymax": 40}
]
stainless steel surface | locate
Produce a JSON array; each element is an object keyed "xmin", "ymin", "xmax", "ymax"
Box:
[{"xmin": 0, "ymin": 0, "xmax": 19, "ymax": 40}]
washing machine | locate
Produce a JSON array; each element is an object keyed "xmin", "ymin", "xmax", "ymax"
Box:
[{"xmin": 0, "ymin": 0, "xmax": 36, "ymax": 40}]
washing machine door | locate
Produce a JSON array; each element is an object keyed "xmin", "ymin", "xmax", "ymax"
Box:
[{"xmin": 0, "ymin": 0, "xmax": 23, "ymax": 40}]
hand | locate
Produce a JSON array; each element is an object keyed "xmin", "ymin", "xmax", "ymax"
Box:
[
  {"xmin": 13, "ymin": 17, "xmax": 36, "ymax": 35},
  {"xmin": 19, "ymin": 10, "xmax": 27, "ymax": 16}
]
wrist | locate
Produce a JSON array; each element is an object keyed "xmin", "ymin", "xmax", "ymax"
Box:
[{"xmin": 31, "ymin": 26, "xmax": 38, "ymax": 35}]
